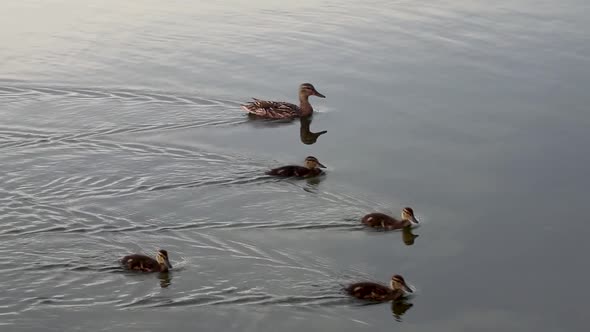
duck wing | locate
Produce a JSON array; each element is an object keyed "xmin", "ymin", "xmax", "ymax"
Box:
[
  {"xmin": 241, "ymin": 99, "xmax": 300, "ymax": 119},
  {"xmin": 266, "ymin": 165, "xmax": 309, "ymax": 177},
  {"xmin": 361, "ymin": 213, "xmax": 399, "ymax": 228},
  {"xmin": 345, "ymin": 282, "xmax": 393, "ymax": 301},
  {"xmin": 121, "ymin": 254, "xmax": 159, "ymax": 272}
]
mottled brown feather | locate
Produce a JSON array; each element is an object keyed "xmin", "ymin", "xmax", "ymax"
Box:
[
  {"xmin": 241, "ymin": 99, "xmax": 301, "ymax": 119},
  {"xmin": 266, "ymin": 165, "xmax": 323, "ymax": 178},
  {"xmin": 121, "ymin": 254, "xmax": 166, "ymax": 273},
  {"xmin": 345, "ymin": 282, "xmax": 404, "ymax": 302},
  {"xmin": 361, "ymin": 213, "xmax": 410, "ymax": 230}
]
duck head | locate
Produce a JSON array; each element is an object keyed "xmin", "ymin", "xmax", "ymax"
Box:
[
  {"xmin": 299, "ymin": 83, "xmax": 325, "ymax": 98},
  {"xmin": 304, "ymin": 156, "xmax": 326, "ymax": 169},
  {"xmin": 390, "ymin": 274, "xmax": 413, "ymax": 293},
  {"xmin": 156, "ymin": 249, "xmax": 173, "ymax": 271},
  {"xmin": 401, "ymin": 207, "xmax": 419, "ymax": 225}
]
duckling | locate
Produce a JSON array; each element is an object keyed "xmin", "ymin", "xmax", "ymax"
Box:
[
  {"xmin": 362, "ymin": 207, "xmax": 418, "ymax": 230},
  {"xmin": 346, "ymin": 274, "xmax": 413, "ymax": 302},
  {"xmin": 241, "ymin": 83, "xmax": 326, "ymax": 119},
  {"xmin": 266, "ymin": 156, "xmax": 326, "ymax": 178},
  {"xmin": 121, "ymin": 249, "xmax": 172, "ymax": 273}
]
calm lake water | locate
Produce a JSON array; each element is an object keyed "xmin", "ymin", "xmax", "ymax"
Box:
[{"xmin": 1, "ymin": 0, "xmax": 589, "ymax": 331}]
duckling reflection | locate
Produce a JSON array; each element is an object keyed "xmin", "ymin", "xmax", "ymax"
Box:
[
  {"xmin": 299, "ymin": 116, "xmax": 327, "ymax": 145},
  {"xmin": 402, "ymin": 226, "xmax": 419, "ymax": 246},
  {"xmin": 302, "ymin": 174, "xmax": 327, "ymax": 193},
  {"xmin": 391, "ymin": 299, "xmax": 414, "ymax": 322},
  {"xmin": 158, "ymin": 272, "xmax": 172, "ymax": 288}
]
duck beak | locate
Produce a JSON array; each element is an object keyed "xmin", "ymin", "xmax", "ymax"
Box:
[
  {"xmin": 411, "ymin": 216, "xmax": 419, "ymax": 224},
  {"xmin": 165, "ymin": 257, "xmax": 173, "ymax": 269},
  {"xmin": 313, "ymin": 90, "xmax": 326, "ymax": 98},
  {"xmin": 317, "ymin": 161, "xmax": 327, "ymax": 168},
  {"xmin": 403, "ymin": 282, "xmax": 413, "ymax": 293}
]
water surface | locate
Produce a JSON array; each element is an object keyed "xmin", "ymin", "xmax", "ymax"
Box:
[{"xmin": 1, "ymin": 0, "xmax": 590, "ymax": 331}]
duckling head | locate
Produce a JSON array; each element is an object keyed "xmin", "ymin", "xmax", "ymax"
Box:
[
  {"xmin": 390, "ymin": 274, "xmax": 413, "ymax": 293},
  {"xmin": 401, "ymin": 207, "xmax": 418, "ymax": 225},
  {"xmin": 304, "ymin": 156, "xmax": 326, "ymax": 169},
  {"xmin": 299, "ymin": 83, "xmax": 325, "ymax": 98},
  {"xmin": 156, "ymin": 249, "xmax": 173, "ymax": 271}
]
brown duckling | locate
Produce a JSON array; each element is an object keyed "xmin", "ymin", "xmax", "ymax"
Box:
[
  {"xmin": 345, "ymin": 274, "xmax": 413, "ymax": 302},
  {"xmin": 362, "ymin": 207, "xmax": 418, "ymax": 230},
  {"xmin": 266, "ymin": 156, "xmax": 326, "ymax": 178},
  {"xmin": 121, "ymin": 249, "xmax": 172, "ymax": 273}
]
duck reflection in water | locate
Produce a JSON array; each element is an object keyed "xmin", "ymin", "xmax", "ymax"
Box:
[
  {"xmin": 391, "ymin": 299, "xmax": 414, "ymax": 322},
  {"xmin": 402, "ymin": 226, "xmax": 419, "ymax": 246},
  {"xmin": 302, "ymin": 173, "xmax": 328, "ymax": 193},
  {"xmin": 299, "ymin": 115, "xmax": 327, "ymax": 145},
  {"xmin": 158, "ymin": 272, "xmax": 172, "ymax": 288}
]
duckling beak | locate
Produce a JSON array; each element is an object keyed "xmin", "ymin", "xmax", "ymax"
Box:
[
  {"xmin": 317, "ymin": 161, "xmax": 327, "ymax": 168},
  {"xmin": 403, "ymin": 283, "xmax": 413, "ymax": 293},
  {"xmin": 313, "ymin": 90, "xmax": 326, "ymax": 98},
  {"xmin": 165, "ymin": 257, "xmax": 173, "ymax": 269},
  {"xmin": 411, "ymin": 216, "xmax": 419, "ymax": 224}
]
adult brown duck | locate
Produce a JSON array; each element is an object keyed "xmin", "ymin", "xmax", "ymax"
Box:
[
  {"xmin": 121, "ymin": 249, "xmax": 172, "ymax": 273},
  {"xmin": 241, "ymin": 83, "xmax": 325, "ymax": 119},
  {"xmin": 345, "ymin": 274, "xmax": 413, "ymax": 302}
]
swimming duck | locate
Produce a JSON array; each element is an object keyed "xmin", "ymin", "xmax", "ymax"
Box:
[
  {"xmin": 266, "ymin": 156, "xmax": 326, "ymax": 178},
  {"xmin": 121, "ymin": 249, "xmax": 172, "ymax": 273},
  {"xmin": 362, "ymin": 207, "xmax": 418, "ymax": 230},
  {"xmin": 241, "ymin": 83, "xmax": 325, "ymax": 119},
  {"xmin": 345, "ymin": 274, "xmax": 413, "ymax": 302}
]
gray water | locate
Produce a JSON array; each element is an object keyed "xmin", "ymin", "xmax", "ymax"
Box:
[{"xmin": 1, "ymin": 0, "xmax": 590, "ymax": 331}]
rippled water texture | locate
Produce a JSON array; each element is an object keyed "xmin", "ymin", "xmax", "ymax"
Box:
[{"xmin": 1, "ymin": 0, "xmax": 590, "ymax": 331}]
